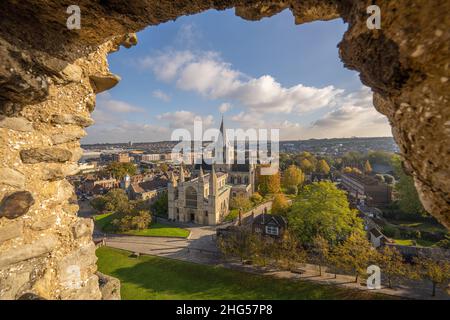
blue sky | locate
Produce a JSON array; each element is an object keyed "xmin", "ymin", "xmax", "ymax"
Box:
[{"xmin": 84, "ymin": 8, "xmax": 391, "ymax": 143}]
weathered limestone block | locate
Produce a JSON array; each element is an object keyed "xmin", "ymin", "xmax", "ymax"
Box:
[
  {"xmin": 0, "ymin": 270, "xmax": 31, "ymax": 300},
  {"xmin": 73, "ymin": 218, "xmax": 94, "ymax": 239},
  {"xmin": 89, "ymin": 73, "xmax": 120, "ymax": 93},
  {"xmin": 57, "ymin": 242, "xmax": 100, "ymax": 299},
  {"xmin": 41, "ymin": 163, "xmax": 79, "ymax": 181},
  {"xmin": 59, "ymin": 64, "xmax": 83, "ymax": 83},
  {"xmin": 0, "ymin": 191, "xmax": 34, "ymax": 219},
  {"xmin": 59, "ymin": 274, "xmax": 102, "ymax": 300},
  {"xmin": 0, "ymin": 236, "xmax": 57, "ymax": 269},
  {"xmin": 51, "ymin": 128, "xmax": 86, "ymax": 145},
  {"xmin": 51, "ymin": 114, "xmax": 94, "ymax": 127},
  {"xmin": 0, "ymin": 220, "xmax": 23, "ymax": 243},
  {"xmin": 0, "ymin": 168, "xmax": 25, "ymax": 188},
  {"xmin": 97, "ymin": 272, "xmax": 121, "ymax": 300},
  {"xmin": 0, "ymin": 116, "xmax": 33, "ymax": 132},
  {"xmin": 30, "ymin": 215, "xmax": 56, "ymax": 231},
  {"xmin": 20, "ymin": 147, "xmax": 72, "ymax": 164}
]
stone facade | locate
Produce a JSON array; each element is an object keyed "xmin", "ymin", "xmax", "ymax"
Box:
[
  {"xmin": 168, "ymin": 166, "xmax": 231, "ymax": 225},
  {"xmin": 0, "ymin": 0, "xmax": 449, "ymax": 299}
]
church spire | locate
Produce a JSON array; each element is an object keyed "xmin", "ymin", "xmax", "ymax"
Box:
[
  {"xmin": 180, "ymin": 163, "xmax": 185, "ymax": 182},
  {"xmin": 219, "ymin": 115, "xmax": 227, "ymax": 165}
]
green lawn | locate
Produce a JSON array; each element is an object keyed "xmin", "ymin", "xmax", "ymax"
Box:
[
  {"xmin": 393, "ymin": 239, "xmax": 436, "ymax": 247},
  {"xmin": 123, "ymin": 223, "xmax": 190, "ymax": 238},
  {"xmin": 223, "ymin": 209, "xmax": 239, "ymax": 222},
  {"xmin": 96, "ymin": 247, "xmax": 388, "ymax": 300},
  {"xmin": 94, "ymin": 213, "xmax": 189, "ymax": 238}
]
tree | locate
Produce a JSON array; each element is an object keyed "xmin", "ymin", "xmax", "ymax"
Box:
[
  {"xmin": 342, "ymin": 151, "xmax": 363, "ymax": 167},
  {"xmin": 230, "ymin": 194, "xmax": 252, "ymax": 212},
  {"xmin": 282, "ymin": 165, "xmax": 304, "ymax": 189},
  {"xmin": 90, "ymin": 196, "xmax": 108, "ymax": 212},
  {"xmin": 391, "ymin": 155, "xmax": 426, "ymax": 216},
  {"xmin": 343, "ymin": 166, "xmax": 353, "ymax": 174},
  {"xmin": 271, "ymin": 193, "xmax": 290, "ymax": 215},
  {"xmin": 317, "ymin": 159, "xmax": 330, "ymax": 175},
  {"xmin": 333, "ymin": 232, "xmax": 374, "ymax": 283},
  {"xmin": 367, "ymin": 150, "xmax": 393, "ymax": 166},
  {"xmin": 364, "ymin": 160, "xmax": 373, "ymax": 174},
  {"xmin": 159, "ymin": 163, "xmax": 169, "ymax": 173},
  {"xmin": 299, "ymin": 158, "xmax": 314, "ymax": 174},
  {"xmin": 312, "ymin": 235, "xmax": 330, "ymax": 276},
  {"xmin": 250, "ymin": 192, "xmax": 263, "ymax": 204},
  {"xmin": 257, "ymin": 166, "xmax": 281, "ymax": 195},
  {"xmin": 374, "ymin": 246, "xmax": 407, "ymax": 288},
  {"xmin": 103, "ymin": 189, "xmax": 130, "ymax": 214},
  {"xmin": 273, "ymin": 232, "xmax": 307, "ymax": 271},
  {"xmin": 130, "ymin": 210, "xmax": 152, "ymax": 230},
  {"xmin": 413, "ymin": 254, "xmax": 450, "ymax": 297},
  {"xmin": 151, "ymin": 191, "xmax": 168, "ymax": 217},
  {"xmin": 287, "ymin": 182, "xmax": 364, "ymax": 245},
  {"xmin": 106, "ymin": 162, "xmax": 136, "ymax": 180}
]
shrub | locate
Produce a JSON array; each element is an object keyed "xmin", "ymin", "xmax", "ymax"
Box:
[{"xmin": 286, "ymin": 185, "xmax": 298, "ymax": 195}]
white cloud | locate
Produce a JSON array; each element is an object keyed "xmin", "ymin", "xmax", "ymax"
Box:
[
  {"xmin": 152, "ymin": 89, "xmax": 171, "ymax": 102},
  {"xmin": 95, "ymin": 93, "xmax": 145, "ymax": 113},
  {"xmin": 140, "ymin": 50, "xmax": 343, "ymax": 115},
  {"xmin": 219, "ymin": 102, "xmax": 232, "ymax": 113},
  {"xmin": 157, "ymin": 110, "xmax": 214, "ymax": 129},
  {"xmin": 226, "ymin": 87, "xmax": 391, "ymax": 140},
  {"xmin": 139, "ymin": 51, "xmax": 195, "ymax": 82}
]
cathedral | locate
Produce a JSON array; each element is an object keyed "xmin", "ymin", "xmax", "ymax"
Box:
[{"xmin": 167, "ymin": 118, "xmax": 256, "ymax": 225}]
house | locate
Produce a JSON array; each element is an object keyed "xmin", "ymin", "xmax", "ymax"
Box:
[
  {"xmin": 340, "ymin": 172, "xmax": 392, "ymax": 207},
  {"xmin": 368, "ymin": 228, "xmax": 389, "ymax": 248},
  {"xmin": 252, "ymin": 214, "xmax": 287, "ymax": 238}
]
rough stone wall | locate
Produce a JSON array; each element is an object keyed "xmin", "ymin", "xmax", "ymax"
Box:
[{"xmin": 0, "ymin": 0, "xmax": 448, "ymax": 299}]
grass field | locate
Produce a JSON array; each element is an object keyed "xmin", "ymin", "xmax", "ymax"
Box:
[
  {"xmin": 393, "ymin": 239, "xmax": 436, "ymax": 247},
  {"xmin": 96, "ymin": 247, "xmax": 387, "ymax": 300},
  {"xmin": 94, "ymin": 213, "xmax": 190, "ymax": 238}
]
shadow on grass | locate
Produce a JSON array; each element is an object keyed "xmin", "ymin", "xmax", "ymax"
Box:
[{"xmin": 99, "ymin": 247, "xmax": 385, "ymax": 300}]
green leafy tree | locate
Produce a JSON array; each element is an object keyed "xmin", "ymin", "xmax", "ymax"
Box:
[
  {"xmin": 374, "ymin": 246, "xmax": 407, "ymax": 288},
  {"xmin": 367, "ymin": 150, "xmax": 393, "ymax": 166},
  {"xmin": 90, "ymin": 196, "xmax": 108, "ymax": 212},
  {"xmin": 391, "ymin": 155, "xmax": 426, "ymax": 216},
  {"xmin": 103, "ymin": 189, "xmax": 131, "ymax": 213},
  {"xmin": 106, "ymin": 162, "xmax": 137, "ymax": 180},
  {"xmin": 412, "ymin": 254, "xmax": 450, "ymax": 297},
  {"xmin": 271, "ymin": 193, "xmax": 290, "ymax": 215},
  {"xmin": 230, "ymin": 194, "xmax": 252, "ymax": 212},
  {"xmin": 151, "ymin": 191, "xmax": 168, "ymax": 217},
  {"xmin": 317, "ymin": 159, "xmax": 330, "ymax": 175},
  {"xmin": 287, "ymin": 182, "xmax": 364, "ymax": 245},
  {"xmin": 257, "ymin": 166, "xmax": 281, "ymax": 195},
  {"xmin": 312, "ymin": 235, "xmax": 330, "ymax": 276},
  {"xmin": 250, "ymin": 192, "xmax": 263, "ymax": 204},
  {"xmin": 273, "ymin": 232, "xmax": 307, "ymax": 271},
  {"xmin": 282, "ymin": 165, "xmax": 304, "ymax": 189},
  {"xmin": 333, "ymin": 232, "xmax": 374, "ymax": 283},
  {"xmin": 299, "ymin": 158, "xmax": 314, "ymax": 174},
  {"xmin": 159, "ymin": 163, "xmax": 169, "ymax": 173}
]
